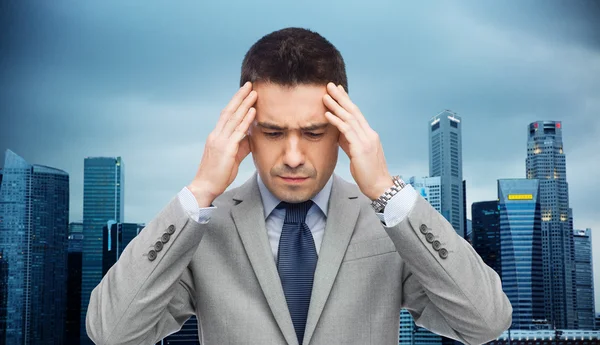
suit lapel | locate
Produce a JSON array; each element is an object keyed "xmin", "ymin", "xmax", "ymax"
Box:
[
  {"xmin": 303, "ymin": 175, "xmax": 360, "ymax": 345},
  {"xmin": 231, "ymin": 173, "xmax": 299, "ymax": 345}
]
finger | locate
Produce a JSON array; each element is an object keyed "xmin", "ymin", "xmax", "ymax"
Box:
[
  {"xmin": 327, "ymin": 82, "xmax": 372, "ymax": 131},
  {"xmin": 215, "ymin": 82, "xmax": 253, "ymax": 132},
  {"xmin": 323, "ymin": 93, "xmax": 353, "ymax": 122},
  {"xmin": 222, "ymin": 90, "xmax": 257, "ymax": 136},
  {"xmin": 229, "ymin": 107, "xmax": 256, "ymax": 143},
  {"xmin": 338, "ymin": 132, "xmax": 351, "ymax": 156},
  {"xmin": 324, "ymin": 111, "xmax": 362, "ymax": 150},
  {"xmin": 323, "ymin": 94, "xmax": 369, "ymax": 142}
]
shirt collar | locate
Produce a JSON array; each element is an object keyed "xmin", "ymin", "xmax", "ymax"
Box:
[{"xmin": 256, "ymin": 173, "xmax": 333, "ymax": 219}]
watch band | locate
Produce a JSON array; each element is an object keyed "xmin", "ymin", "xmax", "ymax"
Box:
[{"xmin": 371, "ymin": 175, "xmax": 406, "ymax": 213}]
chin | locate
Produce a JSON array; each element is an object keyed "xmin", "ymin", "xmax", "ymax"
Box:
[
  {"xmin": 275, "ymin": 188, "xmax": 314, "ymax": 204},
  {"xmin": 280, "ymin": 195, "xmax": 311, "ymax": 203}
]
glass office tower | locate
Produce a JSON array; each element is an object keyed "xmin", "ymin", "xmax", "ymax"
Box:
[
  {"xmin": 573, "ymin": 228, "xmax": 595, "ymax": 329},
  {"xmin": 0, "ymin": 149, "xmax": 69, "ymax": 344},
  {"xmin": 80, "ymin": 157, "xmax": 124, "ymax": 345},
  {"xmin": 471, "ymin": 200, "xmax": 501, "ymax": 276},
  {"xmin": 526, "ymin": 121, "xmax": 576, "ymax": 329},
  {"xmin": 65, "ymin": 222, "xmax": 84, "ymax": 344},
  {"xmin": 429, "ymin": 110, "xmax": 464, "ymax": 238},
  {"xmin": 102, "ymin": 222, "xmax": 144, "ymax": 276},
  {"xmin": 498, "ymin": 179, "xmax": 544, "ymax": 329}
]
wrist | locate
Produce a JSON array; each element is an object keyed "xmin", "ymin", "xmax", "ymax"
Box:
[
  {"xmin": 186, "ymin": 182, "xmax": 218, "ymax": 208},
  {"xmin": 366, "ymin": 175, "xmax": 395, "ymax": 200},
  {"xmin": 370, "ymin": 175, "xmax": 406, "ymax": 213}
]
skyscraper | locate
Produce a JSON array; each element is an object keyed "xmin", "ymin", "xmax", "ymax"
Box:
[
  {"xmin": 429, "ymin": 110, "xmax": 464, "ymax": 238},
  {"xmin": 399, "ymin": 176, "xmax": 443, "ymax": 345},
  {"xmin": 463, "ymin": 180, "xmax": 468, "ymax": 241},
  {"xmin": 526, "ymin": 121, "xmax": 576, "ymax": 328},
  {"xmin": 80, "ymin": 157, "xmax": 124, "ymax": 345},
  {"xmin": 65, "ymin": 222, "xmax": 84, "ymax": 344},
  {"xmin": 471, "ymin": 200, "xmax": 501, "ymax": 276},
  {"xmin": 498, "ymin": 179, "xmax": 544, "ymax": 329},
  {"xmin": 0, "ymin": 149, "xmax": 69, "ymax": 344},
  {"xmin": 406, "ymin": 176, "xmax": 442, "ymax": 211},
  {"xmin": 102, "ymin": 222, "xmax": 144, "ymax": 276},
  {"xmin": 573, "ymin": 228, "xmax": 595, "ymax": 329}
]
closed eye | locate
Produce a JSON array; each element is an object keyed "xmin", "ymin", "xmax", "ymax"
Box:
[
  {"xmin": 264, "ymin": 132, "xmax": 283, "ymax": 138},
  {"xmin": 305, "ymin": 132, "xmax": 324, "ymax": 138}
]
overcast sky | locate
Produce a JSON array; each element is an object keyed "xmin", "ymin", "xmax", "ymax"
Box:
[{"xmin": 1, "ymin": 1, "xmax": 599, "ymax": 314}]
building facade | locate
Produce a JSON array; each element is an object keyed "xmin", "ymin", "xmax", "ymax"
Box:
[
  {"xmin": 80, "ymin": 157, "xmax": 124, "ymax": 345},
  {"xmin": 489, "ymin": 329, "xmax": 600, "ymax": 345},
  {"xmin": 0, "ymin": 150, "xmax": 69, "ymax": 344},
  {"xmin": 406, "ymin": 176, "xmax": 442, "ymax": 212},
  {"xmin": 573, "ymin": 228, "xmax": 595, "ymax": 329},
  {"xmin": 498, "ymin": 179, "xmax": 544, "ymax": 329},
  {"xmin": 65, "ymin": 222, "xmax": 84, "ymax": 344},
  {"xmin": 102, "ymin": 222, "xmax": 144, "ymax": 276},
  {"xmin": 429, "ymin": 110, "xmax": 464, "ymax": 237},
  {"xmin": 526, "ymin": 121, "xmax": 576, "ymax": 328},
  {"xmin": 471, "ymin": 200, "xmax": 501, "ymax": 276}
]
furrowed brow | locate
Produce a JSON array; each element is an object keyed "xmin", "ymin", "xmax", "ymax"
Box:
[
  {"xmin": 300, "ymin": 123, "xmax": 329, "ymax": 131},
  {"xmin": 257, "ymin": 122, "xmax": 287, "ymax": 130}
]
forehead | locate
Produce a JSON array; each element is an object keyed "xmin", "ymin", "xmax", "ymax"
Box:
[{"xmin": 254, "ymin": 83, "xmax": 328, "ymax": 127}]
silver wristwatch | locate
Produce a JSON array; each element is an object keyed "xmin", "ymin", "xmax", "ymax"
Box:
[{"xmin": 371, "ymin": 175, "xmax": 406, "ymax": 213}]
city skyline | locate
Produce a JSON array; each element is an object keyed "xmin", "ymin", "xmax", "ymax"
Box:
[
  {"xmin": 1, "ymin": 0, "xmax": 599, "ymax": 314},
  {"xmin": 0, "ymin": 150, "xmax": 70, "ymax": 344}
]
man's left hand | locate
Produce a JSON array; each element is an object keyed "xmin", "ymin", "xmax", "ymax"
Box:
[{"xmin": 323, "ymin": 82, "xmax": 394, "ymax": 201}]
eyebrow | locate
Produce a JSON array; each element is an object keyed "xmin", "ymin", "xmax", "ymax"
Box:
[{"xmin": 257, "ymin": 121, "xmax": 329, "ymax": 131}]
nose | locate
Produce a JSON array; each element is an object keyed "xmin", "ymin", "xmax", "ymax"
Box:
[{"xmin": 282, "ymin": 134, "xmax": 305, "ymax": 169}]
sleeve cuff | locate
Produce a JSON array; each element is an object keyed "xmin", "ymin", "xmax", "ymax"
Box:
[
  {"xmin": 177, "ymin": 186, "xmax": 216, "ymax": 224},
  {"xmin": 375, "ymin": 184, "xmax": 418, "ymax": 227}
]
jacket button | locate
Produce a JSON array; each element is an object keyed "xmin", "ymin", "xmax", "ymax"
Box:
[
  {"xmin": 161, "ymin": 233, "xmax": 170, "ymax": 243},
  {"xmin": 148, "ymin": 250, "xmax": 157, "ymax": 261},
  {"xmin": 419, "ymin": 224, "xmax": 428, "ymax": 234},
  {"xmin": 154, "ymin": 241, "xmax": 164, "ymax": 252},
  {"xmin": 439, "ymin": 248, "xmax": 448, "ymax": 259},
  {"xmin": 167, "ymin": 224, "xmax": 176, "ymax": 235},
  {"xmin": 432, "ymin": 240, "xmax": 441, "ymax": 251},
  {"xmin": 425, "ymin": 233, "xmax": 434, "ymax": 243}
]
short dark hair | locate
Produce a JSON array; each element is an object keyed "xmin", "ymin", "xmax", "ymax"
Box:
[{"xmin": 240, "ymin": 27, "xmax": 348, "ymax": 92}]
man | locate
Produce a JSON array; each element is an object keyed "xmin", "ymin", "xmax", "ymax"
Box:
[{"xmin": 86, "ymin": 27, "xmax": 512, "ymax": 345}]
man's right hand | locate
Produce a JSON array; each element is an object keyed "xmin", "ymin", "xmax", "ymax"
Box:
[{"xmin": 187, "ymin": 81, "xmax": 257, "ymax": 207}]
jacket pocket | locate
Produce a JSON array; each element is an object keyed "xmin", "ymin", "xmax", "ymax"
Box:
[{"xmin": 343, "ymin": 236, "xmax": 397, "ymax": 262}]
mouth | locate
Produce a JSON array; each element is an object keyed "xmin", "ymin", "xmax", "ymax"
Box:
[{"xmin": 279, "ymin": 176, "xmax": 309, "ymax": 184}]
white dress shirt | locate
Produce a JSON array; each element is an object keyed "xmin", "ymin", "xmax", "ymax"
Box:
[{"xmin": 177, "ymin": 174, "xmax": 418, "ymax": 262}]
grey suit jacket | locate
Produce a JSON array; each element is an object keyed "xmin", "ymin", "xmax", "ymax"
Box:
[{"xmin": 86, "ymin": 173, "xmax": 512, "ymax": 345}]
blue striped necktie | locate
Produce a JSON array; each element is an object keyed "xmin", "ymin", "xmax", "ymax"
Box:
[{"xmin": 276, "ymin": 200, "xmax": 317, "ymax": 344}]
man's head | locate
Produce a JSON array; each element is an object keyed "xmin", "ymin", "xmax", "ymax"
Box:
[{"xmin": 240, "ymin": 28, "xmax": 348, "ymax": 203}]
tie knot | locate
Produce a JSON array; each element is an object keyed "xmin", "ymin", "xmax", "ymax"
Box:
[{"xmin": 277, "ymin": 200, "xmax": 313, "ymax": 223}]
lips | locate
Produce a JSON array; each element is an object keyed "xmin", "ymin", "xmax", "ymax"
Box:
[{"xmin": 279, "ymin": 176, "xmax": 309, "ymax": 183}]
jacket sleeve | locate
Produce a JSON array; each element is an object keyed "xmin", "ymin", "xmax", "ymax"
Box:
[
  {"xmin": 383, "ymin": 194, "xmax": 512, "ymax": 345},
  {"xmin": 86, "ymin": 196, "xmax": 208, "ymax": 345}
]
